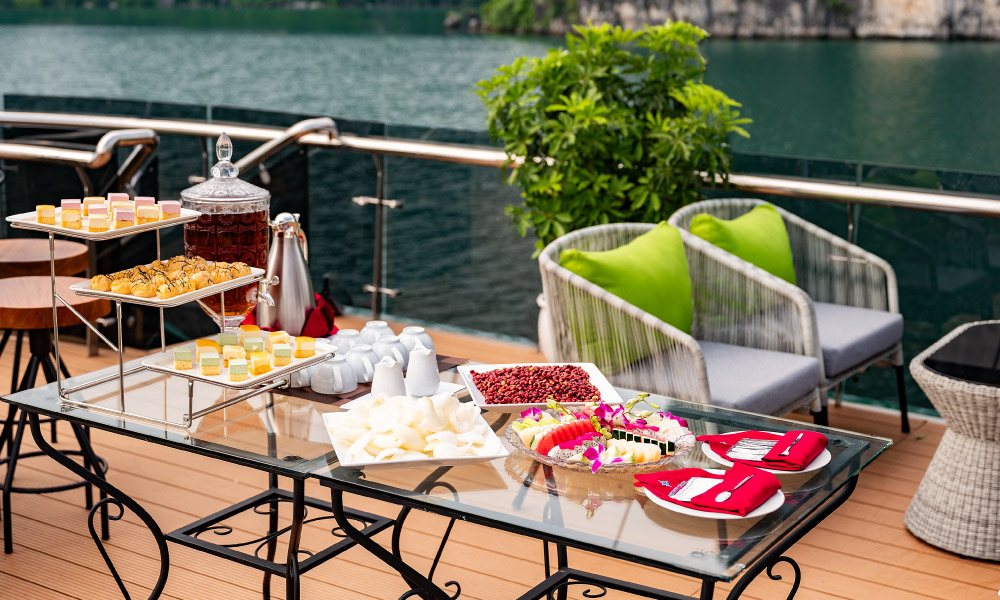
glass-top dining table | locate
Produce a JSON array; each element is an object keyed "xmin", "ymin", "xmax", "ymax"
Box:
[{"xmin": 1, "ymin": 351, "xmax": 891, "ymax": 600}]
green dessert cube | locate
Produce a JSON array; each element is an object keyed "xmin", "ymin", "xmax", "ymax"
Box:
[
  {"xmin": 200, "ymin": 352, "xmax": 220, "ymax": 366},
  {"xmin": 218, "ymin": 331, "xmax": 239, "ymax": 347},
  {"xmin": 228, "ymin": 359, "xmax": 249, "ymax": 374},
  {"xmin": 173, "ymin": 347, "xmax": 192, "ymax": 361},
  {"xmin": 272, "ymin": 343, "xmax": 292, "ymax": 357},
  {"xmin": 244, "ymin": 337, "xmax": 264, "ymax": 352}
]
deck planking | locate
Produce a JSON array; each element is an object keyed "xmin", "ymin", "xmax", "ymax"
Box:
[{"xmin": 0, "ymin": 322, "xmax": 998, "ymax": 599}]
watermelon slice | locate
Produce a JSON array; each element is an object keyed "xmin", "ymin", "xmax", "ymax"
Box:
[{"xmin": 534, "ymin": 421, "xmax": 595, "ymax": 456}]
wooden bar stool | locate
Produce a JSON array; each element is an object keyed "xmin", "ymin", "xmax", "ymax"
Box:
[
  {"xmin": 0, "ymin": 276, "xmax": 110, "ymax": 554},
  {"xmin": 0, "ymin": 239, "xmax": 90, "ymax": 443}
]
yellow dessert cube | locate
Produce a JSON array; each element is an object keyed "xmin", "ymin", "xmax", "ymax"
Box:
[
  {"xmin": 249, "ymin": 352, "xmax": 272, "ymax": 376},
  {"xmin": 136, "ymin": 205, "xmax": 159, "ymax": 225},
  {"xmin": 265, "ymin": 330, "xmax": 291, "ymax": 353},
  {"xmin": 36, "ymin": 205, "xmax": 55, "ymax": 225},
  {"xmin": 87, "ymin": 214, "xmax": 109, "ymax": 233},
  {"xmin": 82, "ymin": 197, "xmax": 105, "ymax": 216},
  {"xmin": 228, "ymin": 358, "xmax": 249, "ymax": 382},
  {"xmin": 292, "ymin": 336, "xmax": 315, "ymax": 358},
  {"xmin": 60, "ymin": 209, "xmax": 81, "ymax": 230},
  {"xmin": 199, "ymin": 351, "xmax": 221, "ymax": 376},
  {"xmin": 238, "ymin": 324, "xmax": 260, "ymax": 345},
  {"xmin": 196, "ymin": 339, "xmax": 220, "ymax": 362},
  {"xmin": 221, "ymin": 344, "xmax": 246, "ymax": 367}
]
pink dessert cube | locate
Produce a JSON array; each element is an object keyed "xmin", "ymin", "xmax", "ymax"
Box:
[
  {"xmin": 134, "ymin": 196, "xmax": 156, "ymax": 207},
  {"xmin": 89, "ymin": 205, "xmax": 108, "ymax": 216},
  {"xmin": 107, "ymin": 192, "xmax": 130, "ymax": 202},
  {"xmin": 159, "ymin": 201, "xmax": 181, "ymax": 217},
  {"xmin": 60, "ymin": 199, "xmax": 82, "ymax": 211}
]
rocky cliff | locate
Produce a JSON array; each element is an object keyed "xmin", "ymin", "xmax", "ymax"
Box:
[{"xmin": 573, "ymin": 0, "xmax": 1000, "ymax": 38}]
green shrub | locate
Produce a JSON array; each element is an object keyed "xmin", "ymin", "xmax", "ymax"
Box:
[
  {"xmin": 479, "ymin": 0, "xmax": 536, "ymax": 33},
  {"xmin": 476, "ymin": 21, "xmax": 750, "ymax": 256}
]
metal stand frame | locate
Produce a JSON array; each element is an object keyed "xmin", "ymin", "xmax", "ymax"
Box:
[{"xmin": 12, "ymin": 217, "xmax": 301, "ymax": 429}]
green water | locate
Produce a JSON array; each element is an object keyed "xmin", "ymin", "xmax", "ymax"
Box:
[{"xmin": 1, "ymin": 10, "xmax": 999, "ymax": 173}]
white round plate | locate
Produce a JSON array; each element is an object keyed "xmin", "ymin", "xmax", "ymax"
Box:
[
  {"xmin": 699, "ymin": 431, "xmax": 832, "ymax": 474},
  {"xmin": 641, "ymin": 469, "xmax": 785, "ymax": 520}
]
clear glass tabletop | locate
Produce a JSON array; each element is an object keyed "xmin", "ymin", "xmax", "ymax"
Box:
[
  {"xmin": 2, "ymin": 354, "xmax": 891, "ymax": 581},
  {"xmin": 317, "ymin": 393, "xmax": 890, "ymax": 581}
]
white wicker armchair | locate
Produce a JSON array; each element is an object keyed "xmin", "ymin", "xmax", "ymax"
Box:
[
  {"xmin": 538, "ymin": 223, "xmax": 823, "ymax": 418},
  {"xmin": 668, "ymin": 198, "xmax": 909, "ymax": 431}
]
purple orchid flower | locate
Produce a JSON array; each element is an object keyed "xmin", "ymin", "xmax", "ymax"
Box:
[
  {"xmin": 520, "ymin": 407, "xmax": 543, "ymax": 419},
  {"xmin": 583, "ymin": 444, "xmax": 605, "ymax": 474}
]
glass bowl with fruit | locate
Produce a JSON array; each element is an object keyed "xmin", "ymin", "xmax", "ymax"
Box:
[{"xmin": 505, "ymin": 395, "xmax": 695, "ymax": 474}]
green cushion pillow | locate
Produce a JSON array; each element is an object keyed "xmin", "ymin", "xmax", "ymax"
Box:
[
  {"xmin": 559, "ymin": 222, "xmax": 693, "ymax": 334},
  {"xmin": 688, "ymin": 203, "xmax": 797, "ymax": 284}
]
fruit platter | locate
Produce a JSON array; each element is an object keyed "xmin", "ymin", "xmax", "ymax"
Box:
[{"xmin": 506, "ymin": 394, "xmax": 695, "ymax": 474}]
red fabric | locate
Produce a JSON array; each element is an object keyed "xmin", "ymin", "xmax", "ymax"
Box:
[
  {"xmin": 689, "ymin": 463, "xmax": 781, "ymax": 516},
  {"xmin": 243, "ymin": 293, "xmax": 338, "ymax": 338},
  {"xmin": 634, "ymin": 464, "xmax": 781, "ymax": 517},
  {"xmin": 697, "ymin": 430, "xmax": 827, "ymax": 471}
]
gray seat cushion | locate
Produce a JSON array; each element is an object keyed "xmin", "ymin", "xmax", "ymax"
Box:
[
  {"xmin": 814, "ymin": 302, "xmax": 903, "ymax": 378},
  {"xmin": 699, "ymin": 341, "xmax": 819, "ymax": 415}
]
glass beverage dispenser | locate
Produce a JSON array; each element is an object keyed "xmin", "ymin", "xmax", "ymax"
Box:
[{"xmin": 181, "ymin": 133, "xmax": 270, "ymax": 329}]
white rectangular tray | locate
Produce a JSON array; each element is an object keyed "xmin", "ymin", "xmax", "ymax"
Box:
[
  {"xmin": 143, "ymin": 346, "xmax": 334, "ymax": 390},
  {"xmin": 6, "ymin": 207, "xmax": 200, "ymax": 240},
  {"xmin": 457, "ymin": 362, "xmax": 624, "ymax": 413},
  {"xmin": 70, "ymin": 265, "xmax": 265, "ymax": 308},
  {"xmin": 323, "ymin": 410, "xmax": 509, "ymax": 471}
]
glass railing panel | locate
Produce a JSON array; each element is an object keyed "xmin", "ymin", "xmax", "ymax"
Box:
[{"xmin": 381, "ymin": 123, "xmax": 538, "ymax": 340}]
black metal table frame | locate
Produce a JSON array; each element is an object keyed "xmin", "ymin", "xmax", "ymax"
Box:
[
  {"xmin": 13, "ymin": 397, "xmax": 393, "ymax": 600},
  {"xmin": 324, "ymin": 470, "xmax": 859, "ymax": 600}
]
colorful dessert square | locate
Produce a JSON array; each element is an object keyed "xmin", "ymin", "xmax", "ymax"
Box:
[
  {"xmin": 272, "ymin": 343, "xmax": 292, "ymax": 366},
  {"xmin": 293, "ymin": 336, "xmax": 315, "ymax": 358},
  {"xmin": 265, "ymin": 331, "xmax": 291, "ymax": 353},
  {"xmin": 173, "ymin": 347, "xmax": 193, "ymax": 370},
  {"xmin": 36, "ymin": 205, "xmax": 55, "ymax": 225},
  {"xmin": 228, "ymin": 359, "xmax": 249, "ymax": 382},
  {"xmin": 244, "ymin": 337, "xmax": 264, "ymax": 353},
  {"xmin": 249, "ymin": 352, "xmax": 272, "ymax": 376},
  {"xmin": 200, "ymin": 351, "xmax": 221, "ymax": 376}
]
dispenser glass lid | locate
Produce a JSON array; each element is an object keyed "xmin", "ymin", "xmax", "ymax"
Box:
[{"xmin": 181, "ymin": 133, "xmax": 270, "ymax": 203}]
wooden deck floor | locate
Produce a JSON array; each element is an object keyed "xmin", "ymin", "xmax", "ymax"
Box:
[{"xmin": 1, "ymin": 317, "xmax": 998, "ymax": 599}]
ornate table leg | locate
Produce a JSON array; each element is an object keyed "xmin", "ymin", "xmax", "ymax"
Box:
[
  {"xmin": 28, "ymin": 411, "xmax": 170, "ymax": 600},
  {"xmin": 329, "ymin": 487, "xmax": 453, "ymax": 600},
  {"xmin": 725, "ymin": 476, "xmax": 858, "ymax": 600}
]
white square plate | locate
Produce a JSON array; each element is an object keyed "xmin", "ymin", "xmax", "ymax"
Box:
[
  {"xmin": 456, "ymin": 362, "xmax": 623, "ymax": 413},
  {"xmin": 323, "ymin": 410, "xmax": 508, "ymax": 471},
  {"xmin": 143, "ymin": 347, "xmax": 334, "ymax": 390}
]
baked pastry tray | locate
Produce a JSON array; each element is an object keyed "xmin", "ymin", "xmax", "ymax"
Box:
[{"xmin": 70, "ymin": 266, "xmax": 265, "ymax": 308}]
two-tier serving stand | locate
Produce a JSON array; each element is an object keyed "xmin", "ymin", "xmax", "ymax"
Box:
[{"xmin": 6, "ymin": 209, "xmax": 330, "ymax": 429}]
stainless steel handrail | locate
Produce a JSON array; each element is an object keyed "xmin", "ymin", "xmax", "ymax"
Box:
[
  {"xmin": 0, "ymin": 127, "xmax": 157, "ymax": 169},
  {"xmin": 2, "ymin": 110, "xmax": 998, "ymax": 217}
]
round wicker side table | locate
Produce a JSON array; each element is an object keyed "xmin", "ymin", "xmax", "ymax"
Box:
[{"xmin": 905, "ymin": 320, "xmax": 1000, "ymax": 560}]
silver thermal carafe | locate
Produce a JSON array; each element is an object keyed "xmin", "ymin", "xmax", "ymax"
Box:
[{"xmin": 256, "ymin": 212, "xmax": 315, "ymax": 334}]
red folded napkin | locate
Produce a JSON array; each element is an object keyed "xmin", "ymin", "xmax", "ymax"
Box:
[
  {"xmin": 244, "ymin": 293, "xmax": 339, "ymax": 338},
  {"xmin": 762, "ymin": 431, "xmax": 828, "ymax": 471},
  {"xmin": 697, "ymin": 430, "xmax": 827, "ymax": 471},
  {"xmin": 689, "ymin": 463, "xmax": 782, "ymax": 516},
  {"xmin": 634, "ymin": 464, "xmax": 781, "ymax": 517}
]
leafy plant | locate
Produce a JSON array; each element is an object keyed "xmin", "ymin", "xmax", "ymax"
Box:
[{"xmin": 477, "ymin": 22, "xmax": 750, "ymax": 256}]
